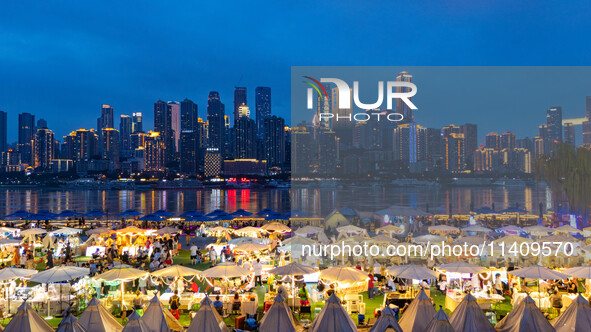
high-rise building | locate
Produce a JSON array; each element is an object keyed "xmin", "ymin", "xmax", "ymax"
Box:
[
  {"xmin": 291, "ymin": 124, "xmax": 313, "ymax": 175},
  {"xmin": 484, "ymin": 132, "xmax": 500, "ymax": 150},
  {"xmin": 180, "ymin": 99, "xmax": 198, "ymax": 132},
  {"xmin": 144, "ymin": 131, "xmax": 165, "ymax": 171},
  {"xmin": 396, "ymin": 71, "xmax": 414, "ymax": 123},
  {"xmin": 168, "ymin": 101, "xmax": 180, "ymax": 153},
  {"xmin": 179, "ymin": 130, "xmax": 200, "ymax": 176},
  {"xmin": 237, "ymin": 104, "xmax": 250, "ymax": 118},
  {"xmin": 586, "ymin": 96, "xmax": 591, "ymax": 119},
  {"xmin": 564, "ymin": 123, "xmax": 575, "ymax": 146},
  {"xmin": 18, "ymin": 112, "xmax": 35, "ymax": 165},
  {"xmin": 264, "ymin": 116, "xmax": 286, "ymax": 171},
  {"xmin": 460, "ymin": 123, "xmax": 477, "ymax": 169},
  {"xmin": 33, "ymin": 128, "xmax": 55, "ymax": 171},
  {"xmin": 63, "ymin": 129, "xmax": 98, "ymax": 162},
  {"xmin": 515, "ymin": 148, "xmax": 532, "ymax": 173},
  {"xmin": 583, "ymin": 121, "xmax": 591, "ymax": 145},
  {"xmin": 234, "ymin": 117, "xmax": 257, "ymax": 159},
  {"xmin": 255, "ymin": 87, "xmax": 271, "ymax": 139},
  {"xmin": 97, "ymin": 104, "xmax": 114, "ymax": 133},
  {"xmin": 426, "ymin": 128, "xmax": 442, "ymax": 162},
  {"xmin": 204, "ymin": 148, "xmax": 222, "ymax": 177},
  {"xmin": 474, "ymin": 147, "xmax": 498, "ymax": 173},
  {"xmin": 101, "ymin": 128, "xmax": 120, "ymax": 170},
  {"xmin": 154, "ymin": 100, "xmax": 174, "ymax": 163},
  {"xmin": 501, "ymin": 132, "xmax": 516, "ymax": 151},
  {"xmin": 546, "ymin": 106, "xmax": 563, "ymax": 146},
  {"xmin": 317, "ymin": 129, "xmax": 338, "ymax": 175},
  {"xmin": 444, "ymin": 133, "xmax": 465, "ymax": 172},
  {"xmin": 132, "ymin": 112, "xmax": 143, "ymax": 133},
  {"xmin": 534, "ymin": 136, "xmax": 545, "ymax": 157},
  {"xmin": 442, "ymin": 124, "xmax": 461, "ymax": 138},
  {"xmin": 207, "ymin": 92, "xmax": 225, "ymax": 156},
  {"xmin": 233, "ymin": 87, "xmax": 247, "ymax": 122},
  {"xmin": 37, "ymin": 118, "xmax": 48, "ymax": 129},
  {"xmin": 0, "ymin": 111, "xmax": 6, "ymax": 153},
  {"xmin": 130, "ymin": 132, "xmax": 148, "ymax": 151},
  {"xmin": 119, "ymin": 115, "xmax": 132, "ymax": 156}
]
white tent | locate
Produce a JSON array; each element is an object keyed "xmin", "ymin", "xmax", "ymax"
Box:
[
  {"xmin": 552, "ymin": 294, "xmax": 591, "ymax": 332},
  {"xmin": 57, "ymin": 307, "xmax": 88, "ymax": 332},
  {"xmin": 448, "ymin": 293, "xmax": 496, "ymax": 332},
  {"xmin": 140, "ymin": 294, "xmax": 184, "ymax": 332},
  {"xmin": 3, "ymin": 302, "xmax": 54, "ymax": 332},
  {"xmin": 423, "ymin": 308, "xmax": 455, "ymax": 332},
  {"xmin": 122, "ymin": 311, "xmax": 151, "ymax": 332},
  {"xmin": 186, "ymin": 296, "xmax": 230, "ymax": 332},
  {"xmin": 495, "ymin": 294, "xmax": 555, "ymax": 332},
  {"xmin": 369, "ymin": 306, "xmax": 403, "ymax": 332},
  {"xmin": 259, "ymin": 295, "xmax": 299, "ymax": 332},
  {"xmin": 78, "ymin": 297, "xmax": 123, "ymax": 332},
  {"xmin": 309, "ymin": 293, "xmax": 357, "ymax": 332},
  {"xmin": 398, "ymin": 289, "xmax": 436, "ymax": 332}
]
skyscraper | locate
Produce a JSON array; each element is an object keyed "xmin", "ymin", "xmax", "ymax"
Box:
[
  {"xmin": 501, "ymin": 132, "xmax": 516, "ymax": 151},
  {"xmin": 264, "ymin": 116, "xmax": 286, "ymax": 170},
  {"xmin": 0, "ymin": 111, "xmax": 6, "ymax": 153},
  {"xmin": 484, "ymin": 132, "xmax": 500, "ymax": 150},
  {"xmin": 583, "ymin": 121, "xmax": 591, "ymax": 146},
  {"xmin": 132, "ymin": 112, "xmax": 143, "ymax": 133},
  {"xmin": 168, "ymin": 101, "xmax": 180, "ymax": 152},
  {"xmin": 180, "ymin": 130, "xmax": 200, "ymax": 176},
  {"xmin": 144, "ymin": 131, "xmax": 165, "ymax": 171},
  {"xmin": 255, "ymin": 87, "xmax": 271, "ymax": 139},
  {"xmin": 234, "ymin": 117, "xmax": 257, "ymax": 159},
  {"xmin": 37, "ymin": 118, "xmax": 48, "ymax": 129},
  {"xmin": 396, "ymin": 71, "xmax": 413, "ymax": 123},
  {"xmin": 546, "ymin": 106, "xmax": 563, "ymax": 143},
  {"xmin": 154, "ymin": 100, "xmax": 174, "ymax": 163},
  {"xmin": 180, "ymin": 99, "xmax": 198, "ymax": 132},
  {"xmin": 586, "ymin": 96, "xmax": 591, "ymax": 120},
  {"xmin": 18, "ymin": 112, "xmax": 35, "ymax": 165},
  {"xmin": 564, "ymin": 123, "xmax": 575, "ymax": 147},
  {"xmin": 445, "ymin": 133, "xmax": 465, "ymax": 172},
  {"xmin": 33, "ymin": 128, "xmax": 54, "ymax": 171},
  {"xmin": 101, "ymin": 128, "xmax": 120, "ymax": 170},
  {"xmin": 119, "ymin": 115, "xmax": 132, "ymax": 156},
  {"xmin": 233, "ymin": 87, "xmax": 247, "ymax": 122},
  {"xmin": 207, "ymin": 92, "xmax": 225, "ymax": 156},
  {"xmin": 97, "ymin": 104, "xmax": 114, "ymax": 132},
  {"xmin": 460, "ymin": 123, "xmax": 477, "ymax": 169}
]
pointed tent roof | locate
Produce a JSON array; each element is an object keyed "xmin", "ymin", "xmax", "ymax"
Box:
[
  {"xmin": 552, "ymin": 294, "xmax": 591, "ymax": 332},
  {"xmin": 122, "ymin": 311, "xmax": 151, "ymax": 332},
  {"xmin": 140, "ymin": 295, "xmax": 184, "ymax": 332},
  {"xmin": 4, "ymin": 302, "xmax": 54, "ymax": 332},
  {"xmin": 423, "ymin": 308, "xmax": 455, "ymax": 332},
  {"xmin": 259, "ymin": 295, "xmax": 299, "ymax": 332},
  {"xmin": 57, "ymin": 307, "xmax": 88, "ymax": 332},
  {"xmin": 495, "ymin": 294, "xmax": 555, "ymax": 332},
  {"xmin": 398, "ymin": 289, "xmax": 437, "ymax": 332},
  {"xmin": 449, "ymin": 293, "xmax": 496, "ymax": 332},
  {"xmin": 369, "ymin": 306, "xmax": 403, "ymax": 332},
  {"xmin": 78, "ymin": 297, "xmax": 123, "ymax": 332},
  {"xmin": 186, "ymin": 296, "xmax": 230, "ymax": 332},
  {"xmin": 309, "ymin": 293, "xmax": 357, "ymax": 332}
]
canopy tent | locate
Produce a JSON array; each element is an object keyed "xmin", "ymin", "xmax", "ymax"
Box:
[
  {"xmin": 554, "ymin": 224, "xmax": 582, "ymax": 234},
  {"xmin": 423, "ymin": 308, "xmax": 455, "ymax": 332},
  {"xmin": 495, "ymin": 294, "xmax": 555, "ymax": 332},
  {"xmin": 122, "ymin": 311, "xmax": 150, "ymax": 332},
  {"xmin": 113, "ymin": 226, "xmax": 147, "ymax": 234},
  {"xmin": 3, "ymin": 302, "xmax": 54, "ymax": 332},
  {"xmin": 552, "ymin": 294, "xmax": 591, "ymax": 332},
  {"xmin": 30, "ymin": 212, "xmax": 58, "ymax": 221},
  {"xmin": 138, "ymin": 214, "xmax": 164, "ymax": 222},
  {"xmin": 4, "ymin": 210, "xmax": 31, "ymax": 219},
  {"xmin": 375, "ymin": 205, "xmax": 432, "ymax": 217},
  {"xmin": 179, "ymin": 210, "xmax": 203, "ymax": 218},
  {"xmin": 229, "ymin": 209, "xmax": 252, "ymax": 217},
  {"xmin": 201, "ymin": 262, "xmax": 252, "ymax": 279},
  {"xmin": 95, "ymin": 266, "xmax": 148, "ymax": 308},
  {"xmin": 448, "ymin": 293, "xmax": 496, "ymax": 332},
  {"xmin": 368, "ymin": 306, "xmax": 403, "ymax": 332},
  {"xmin": 86, "ymin": 227, "xmax": 111, "ymax": 235},
  {"xmin": 563, "ymin": 265, "xmax": 591, "ymax": 279},
  {"xmin": 233, "ymin": 226, "xmax": 266, "ymax": 237},
  {"xmin": 509, "ymin": 265, "xmax": 569, "ymax": 280},
  {"xmin": 56, "ymin": 306, "xmax": 88, "ymax": 332},
  {"xmin": 78, "ymin": 297, "xmax": 124, "ymax": 332},
  {"xmin": 186, "ymin": 296, "xmax": 230, "ymax": 332},
  {"xmin": 153, "ymin": 209, "xmax": 174, "ymax": 217},
  {"xmin": 268, "ymin": 262, "xmax": 318, "ymax": 276},
  {"xmin": 319, "ymin": 266, "xmax": 369, "ymax": 284},
  {"xmin": 140, "ymin": 295, "xmax": 184, "ymax": 332},
  {"xmin": 472, "ymin": 206, "xmax": 497, "ymax": 214},
  {"xmin": 370, "ymin": 234, "xmax": 399, "ymax": 245},
  {"xmin": 261, "ymin": 222, "xmax": 291, "ymax": 233},
  {"xmin": 150, "ymin": 265, "xmax": 202, "ymax": 278},
  {"xmin": 83, "ymin": 210, "xmax": 107, "ymax": 218},
  {"xmin": 58, "ymin": 210, "xmax": 83, "ymax": 218},
  {"xmin": 428, "ymin": 225, "xmax": 460, "ymax": 233},
  {"xmin": 118, "ymin": 209, "xmax": 143, "ymax": 217},
  {"xmin": 495, "ymin": 225, "xmax": 524, "ymax": 235},
  {"xmin": 30, "ymin": 266, "xmax": 90, "ymax": 315},
  {"xmin": 398, "ymin": 289, "xmax": 437, "ymax": 332},
  {"xmin": 412, "ymin": 234, "xmax": 445, "ymax": 244},
  {"xmin": 452, "ymin": 236, "xmax": 486, "ymax": 246},
  {"xmin": 0, "ymin": 267, "xmax": 37, "ymax": 281},
  {"xmin": 336, "ymin": 225, "xmax": 367, "ymax": 235},
  {"xmin": 232, "ymin": 242, "xmax": 269, "ymax": 253},
  {"xmin": 49, "ymin": 227, "xmax": 83, "ymax": 236},
  {"xmin": 156, "ymin": 226, "xmax": 179, "ymax": 235},
  {"xmin": 20, "ymin": 228, "xmax": 47, "ymax": 236},
  {"xmin": 309, "ymin": 293, "xmax": 357, "ymax": 332},
  {"xmin": 259, "ymin": 295, "xmax": 299, "ymax": 332},
  {"xmin": 0, "ymin": 239, "xmax": 22, "ymax": 247},
  {"xmin": 256, "ymin": 208, "xmax": 278, "ymax": 216},
  {"xmin": 386, "ymin": 265, "xmax": 438, "ymax": 281},
  {"xmin": 523, "ymin": 225, "xmax": 553, "ymax": 236},
  {"xmin": 461, "ymin": 225, "xmax": 492, "ymax": 233},
  {"xmin": 435, "ymin": 261, "xmax": 487, "ymax": 274},
  {"xmin": 376, "ymin": 224, "xmax": 405, "ymax": 236},
  {"xmin": 294, "ymin": 225, "xmax": 323, "ymax": 236}
]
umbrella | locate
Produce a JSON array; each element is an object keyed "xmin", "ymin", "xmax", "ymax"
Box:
[
  {"xmin": 523, "ymin": 225, "xmax": 553, "ymax": 236},
  {"xmin": 319, "ymin": 267, "xmax": 369, "ymax": 283},
  {"xmin": 20, "ymin": 228, "xmax": 47, "ymax": 236},
  {"xmin": 387, "ymin": 264, "xmax": 438, "ymax": 280},
  {"xmin": 461, "ymin": 225, "xmax": 492, "ymax": 233},
  {"xmin": 83, "ymin": 210, "xmax": 107, "ymax": 218},
  {"xmin": 265, "ymin": 214, "xmax": 288, "ymax": 221},
  {"xmin": 261, "ymin": 222, "xmax": 291, "ymax": 232},
  {"xmin": 230, "ymin": 209, "xmax": 252, "ymax": 217},
  {"xmin": 151, "ymin": 265, "xmax": 202, "ymax": 278},
  {"xmin": 205, "ymin": 209, "xmax": 227, "ymax": 217},
  {"xmin": 115, "ymin": 226, "xmax": 146, "ymax": 234},
  {"xmin": 554, "ymin": 225, "xmax": 582, "ymax": 234},
  {"xmin": 4, "ymin": 210, "xmax": 31, "ymax": 219},
  {"xmin": 496, "ymin": 225, "xmax": 524, "ymax": 235},
  {"xmin": 210, "ymin": 213, "xmax": 235, "ymax": 221},
  {"xmin": 30, "ymin": 212, "xmax": 58, "ymax": 220},
  {"xmin": 179, "ymin": 210, "xmax": 203, "ymax": 218},
  {"xmin": 156, "ymin": 226, "xmax": 179, "ymax": 235},
  {"xmin": 95, "ymin": 266, "xmax": 148, "ymax": 308},
  {"xmin": 294, "ymin": 225, "xmax": 323, "ymax": 236},
  {"xmin": 86, "ymin": 227, "xmax": 111, "ymax": 235},
  {"xmin": 336, "ymin": 225, "xmax": 366, "ymax": 235},
  {"xmin": 257, "ymin": 208, "xmax": 278, "ymax": 216},
  {"xmin": 30, "ymin": 266, "xmax": 90, "ymax": 315},
  {"xmin": 186, "ymin": 216, "xmax": 213, "ymax": 222},
  {"xmin": 0, "ymin": 267, "xmax": 37, "ymax": 281},
  {"xmin": 435, "ymin": 261, "xmax": 487, "ymax": 274},
  {"xmin": 509, "ymin": 265, "xmax": 568, "ymax": 279},
  {"xmin": 0, "ymin": 238, "xmax": 22, "ymax": 246},
  {"xmin": 413, "ymin": 234, "xmax": 445, "ymax": 243},
  {"xmin": 268, "ymin": 262, "xmax": 318, "ymax": 276},
  {"xmin": 232, "ymin": 242, "xmax": 269, "ymax": 253},
  {"xmin": 472, "ymin": 206, "xmax": 497, "ymax": 214},
  {"xmin": 563, "ymin": 265, "xmax": 591, "ymax": 279},
  {"xmin": 500, "ymin": 207, "xmax": 528, "ymax": 214},
  {"xmin": 139, "ymin": 214, "xmax": 164, "ymax": 222},
  {"xmin": 153, "ymin": 209, "xmax": 174, "ymax": 217},
  {"xmin": 118, "ymin": 209, "xmax": 143, "ymax": 217},
  {"xmin": 452, "ymin": 236, "xmax": 486, "ymax": 246},
  {"xmin": 428, "ymin": 225, "xmax": 460, "ymax": 233},
  {"xmin": 376, "ymin": 224, "xmax": 405, "ymax": 235},
  {"xmin": 285, "ymin": 209, "xmax": 307, "ymax": 217},
  {"xmin": 201, "ymin": 262, "xmax": 252, "ymax": 278},
  {"xmin": 58, "ymin": 210, "xmax": 83, "ymax": 218}
]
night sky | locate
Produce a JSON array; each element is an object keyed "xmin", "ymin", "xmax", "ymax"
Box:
[{"xmin": 2, "ymin": 1, "xmax": 591, "ymax": 142}]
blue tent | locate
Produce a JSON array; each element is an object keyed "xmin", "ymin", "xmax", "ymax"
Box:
[
  {"xmin": 139, "ymin": 214, "xmax": 164, "ymax": 222},
  {"xmin": 210, "ymin": 213, "xmax": 235, "ymax": 221},
  {"xmin": 230, "ymin": 209, "xmax": 252, "ymax": 217},
  {"xmin": 205, "ymin": 209, "xmax": 227, "ymax": 217},
  {"xmin": 185, "ymin": 216, "xmax": 213, "ymax": 222},
  {"xmin": 118, "ymin": 209, "xmax": 143, "ymax": 217},
  {"xmin": 84, "ymin": 210, "xmax": 107, "ymax": 217},
  {"xmin": 58, "ymin": 210, "xmax": 82, "ymax": 218},
  {"xmin": 472, "ymin": 206, "xmax": 497, "ymax": 214},
  {"xmin": 4, "ymin": 210, "xmax": 31, "ymax": 219},
  {"xmin": 285, "ymin": 209, "xmax": 307, "ymax": 217},
  {"xmin": 265, "ymin": 213, "xmax": 288, "ymax": 221},
  {"xmin": 180, "ymin": 210, "xmax": 203, "ymax": 218},
  {"xmin": 30, "ymin": 212, "xmax": 58, "ymax": 221},
  {"xmin": 153, "ymin": 209, "xmax": 174, "ymax": 217},
  {"xmin": 500, "ymin": 207, "xmax": 528, "ymax": 214},
  {"xmin": 257, "ymin": 208, "xmax": 278, "ymax": 216}
]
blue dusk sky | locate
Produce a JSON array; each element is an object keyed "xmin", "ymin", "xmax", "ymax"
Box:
[{"xmin": 1, "ymin": 1, "xmax": 591, "ymax": 142}]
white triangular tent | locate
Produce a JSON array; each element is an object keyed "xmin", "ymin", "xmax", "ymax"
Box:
[
  {"xmin": 552, "ymin": 294, "xmax": 591, "ymax": 332},
  {"xmin": 398, "ymin": 289, "xmax": 436, "ymax": 332},
  {"xmin": 4, "ymin": 302, "xmax": 54, "ymax": 332},
  {"xmin": 140, "ymin": 294, "xmax": 184, "ymax": 332},
  {"xmin": 369, "ymin": 306, "xmax": 403, "ymax": 332},
  {"xmin": 495, "ymin": 294, "xmax": 555, "ymax": 332},
  {"xmin": 57, "ymin": 307, "xmax": 88, "ymax": 332},
  {"xmin": 448, "ymin": 293, "xmax": 496, "ymax": 332},
  {"xmin": 186, "ymin": 296, "xmax": 230, "ymax": 332},
  {"xmin": 78, "ymin": 297, "xmax": 124, "ymax": 332},
  {"xmin": 309, "ymin": 293, "xmax": 357, "ymax": 332},
  {"xmin": 423, "ymin": 308, "xmax": 455, "ymax": 332},
  {"xmin": 259, "ymin": 295, "xmax": 299, "ymax": 332},
  {"xmin": 122, "ymin": 311, "xmax": 151, "ymax": 332}
]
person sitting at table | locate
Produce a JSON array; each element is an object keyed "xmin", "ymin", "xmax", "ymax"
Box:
[
  {"xmin": 190, "ymin": 281, "xmax": 199, "ymax": 293},
  {"xmin": 299, "ymin": 285, "xmax": 309, "ymax": 306},
  {"xmin": 213, "ymin": 295, "xmax": 224, "ymax": 315},
  {"xmin": 567, "ymin": 279, "xmax": 578, "ymax": 294},
  {"xmin": 550, "ymin": 290, "xmax": 563, "ymax": 314}
]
